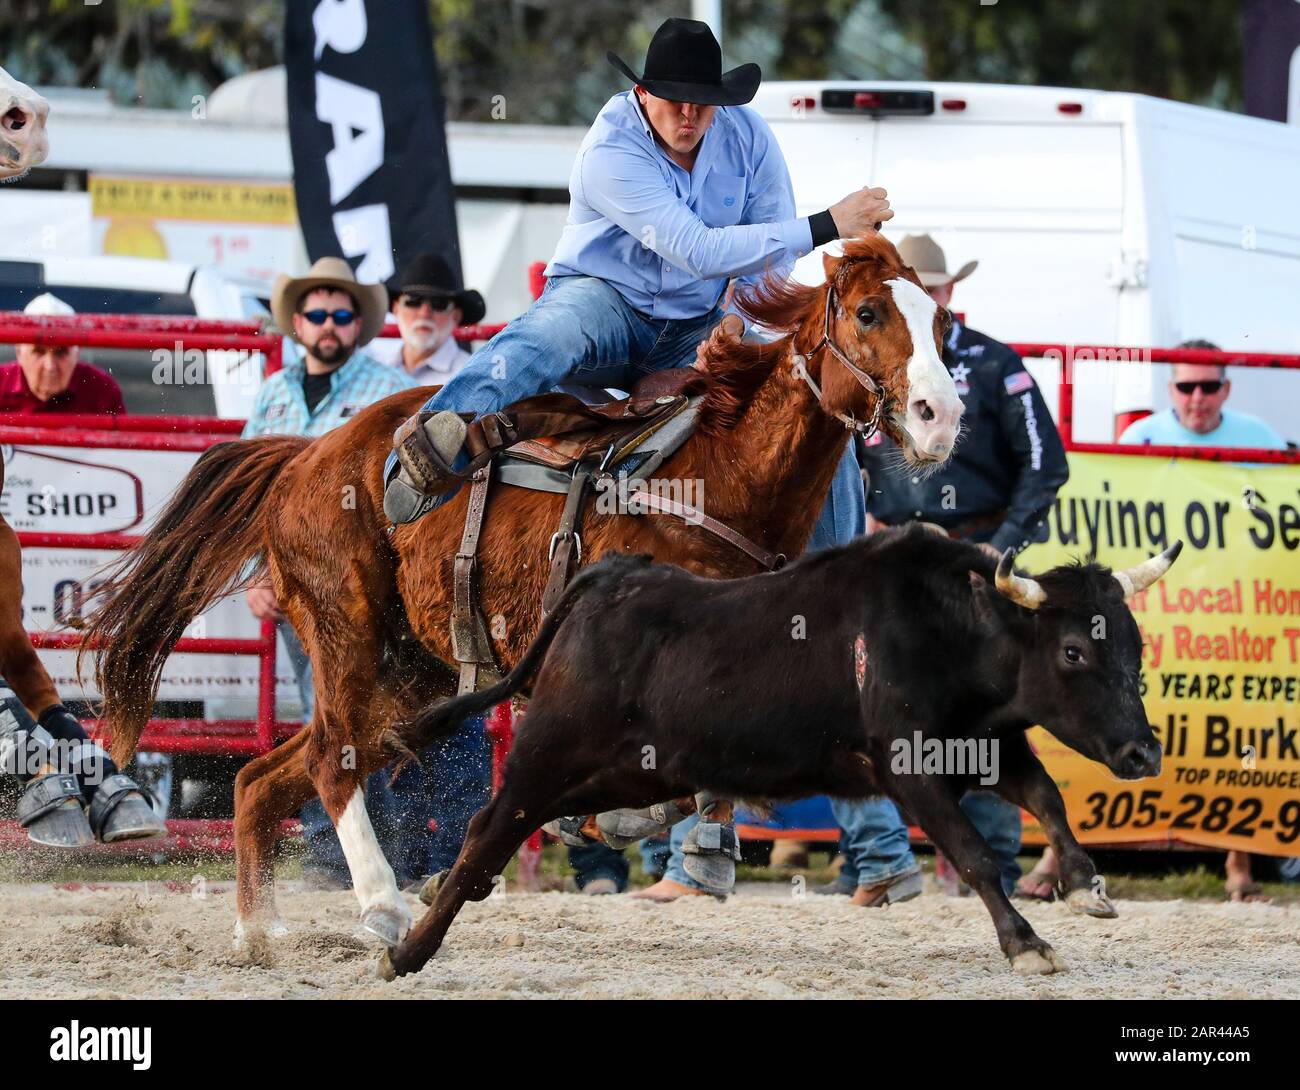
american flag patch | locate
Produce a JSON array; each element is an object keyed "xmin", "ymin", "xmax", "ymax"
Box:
[{"xmin": 1003, "ymin": 370, "xmax": 1034, "ymax": 395}]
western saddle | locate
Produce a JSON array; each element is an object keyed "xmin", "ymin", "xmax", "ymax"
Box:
[{"xmin": 416, "ymin": 369, "xmax": 786, "ymax": 695}]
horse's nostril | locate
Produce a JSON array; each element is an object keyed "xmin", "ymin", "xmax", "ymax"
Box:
[{"xmin": 3, "ymin": 107, "xmax": 26, "ymax": 133}]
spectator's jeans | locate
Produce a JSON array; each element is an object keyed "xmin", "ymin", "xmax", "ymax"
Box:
[
  {"xmin": 830, "ymin": 796, "xmax": 920, "ymax": 888},
  {"xmin": 959, "ymin": 790, "xmax": 1023, "ymax": 895},
  {"xmin": 834, "ymin": 790, "xmax": 1022, "ymax": 896},
  {"xmin": 568, "ymin": 842, "xmax": 630, "ymax": 891},
  {"xmin": 279, "ymin": 621, "xmax": 491, "ymax": 885}
]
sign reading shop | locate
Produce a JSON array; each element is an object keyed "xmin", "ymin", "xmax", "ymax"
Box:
[
  {"xmin": 0, "ymin": 446, "xmax": 142, "ymax": 534},
  {"xmin": 6, "ymin": 443, "xmax": 296, "ymax": 701}
]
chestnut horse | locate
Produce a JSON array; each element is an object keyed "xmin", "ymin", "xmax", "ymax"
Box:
[{"xmin": 84, "ymin": 234, "xmax": 963, "ymax": 945}]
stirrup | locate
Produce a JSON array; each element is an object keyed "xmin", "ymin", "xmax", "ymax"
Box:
[
  {"xmin": 595, "ymin": 800, "xmax": 693, "ymax": 850},
  {"xmin": 87, "ymin": 773, "xmax": 166, "ymax": 843},
  {"xmin": 17, "ymin": 773, "xmax": 95, "ymax": 848},
  {"xmin": 393, "ymin": 410, "xmax": 468, "ymax": 494}
]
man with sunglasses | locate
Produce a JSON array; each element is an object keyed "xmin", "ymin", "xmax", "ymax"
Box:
[
  {"xmin": 244, "ymin": 257, "xmax": 421, "ymax": 891},
  {"xmin": 372, "ymin": 253, "xmax": 487, "ymax": 385},
  {"xmin": 1120, "ymin": 341, "xmax": 1287, "ymax": 449}
]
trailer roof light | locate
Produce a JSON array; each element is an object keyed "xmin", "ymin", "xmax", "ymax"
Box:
[{"xmin": 821, "ymin": 89, "xmax": 934, "ymax": 117}]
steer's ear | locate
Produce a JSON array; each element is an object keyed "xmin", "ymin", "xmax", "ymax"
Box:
[
  {"xmin": 970, "ymin": 569, "xmax": 1025, "ymax": 633},
  {"xmin": 969, "ymin": 570, "xmax": 998, "ymax": 627}
]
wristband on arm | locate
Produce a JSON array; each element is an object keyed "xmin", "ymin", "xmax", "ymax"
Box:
[{"xmin": 809, "ymin": 209, "xmax": 840, "ymax": 248}]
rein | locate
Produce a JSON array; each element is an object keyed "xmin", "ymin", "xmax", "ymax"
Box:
[{"xmin": 789, "ymin": 283, "xmax": 888, "ymax": 438}]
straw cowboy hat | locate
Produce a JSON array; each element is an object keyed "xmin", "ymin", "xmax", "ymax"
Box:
[
  {"xmin": 897, "ymin": 234, "xmax": 979, "ymax": 289},
  {"xmin": 271, "ymin": 256, "xmax": 388, "ymax": 347},
  {"xmin": 607, "ymin": 18, "xmax": 761, "ymax": 107}
]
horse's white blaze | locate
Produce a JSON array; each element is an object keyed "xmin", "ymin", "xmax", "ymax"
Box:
[
  {"xmin": 885, "ymin": 277, "xmax": 964, "ymax": 459},
  {"xmin": 337, "ymin": 787, "xmax": 402, "ymax": 913}
]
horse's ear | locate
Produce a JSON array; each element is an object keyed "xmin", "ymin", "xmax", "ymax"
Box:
[{"xmin": 821, "ymin": 251, "xmax": 841, "ymax": 280}]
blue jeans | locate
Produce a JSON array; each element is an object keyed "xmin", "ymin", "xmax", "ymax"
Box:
[
  {"xmin": 831, "ymin": 796, "xmax": 919, "ymax": 888},
  {"xmin": 568, "ymin": 842, "xmax": 630, "ymax": 891},
  {"xmin": 834, "ymin": 790, "xmax": 1022, "ymax": 896},
  {"xmin": 279, "ymin": 622, "xmax": 490, "ymax": 885},
  {"xmin": 958, "ymin": 790, "xmax": 1023, "ymax": 895},
  {"xmin": 640, "ymin": 834, "xmax": 672, "ymax": 879}
]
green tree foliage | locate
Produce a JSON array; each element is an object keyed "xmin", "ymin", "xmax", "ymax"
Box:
[
  {"xmin": 0, "ymin": 0, "xmax": 282, "ymax": 108},
  {"xmin": 0, "ymin": 0, "xmax": 1245, "ymax": 117},
  {"xmin": 877, "ymin": 0, "xmax": 1242, "ymax": 109}
]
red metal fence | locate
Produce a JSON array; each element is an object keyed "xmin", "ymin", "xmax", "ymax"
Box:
[{"xmin": 2, "ymin": 301, "xmax": 1296, "ymax": 854}]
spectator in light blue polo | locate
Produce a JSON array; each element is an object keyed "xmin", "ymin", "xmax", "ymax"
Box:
[
  {"xmin": 1119, "ymin": 342, "xmax": 1288, "ymax": 450},
  {"xmin": 244, "ymin": 257, "xmax": 489, "ymax": 893},
  {"xmin": 1111, "ymin": 339, "xmax": 1285, "ymax": 904}
]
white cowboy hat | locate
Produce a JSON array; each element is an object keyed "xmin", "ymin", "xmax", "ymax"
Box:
[
  {"xmin": 271, "ymin": 256, "xmax": 388, "ymax": 348},
  {"xmin": 896, "ymin": 234, "xmax": 979, "ymax": 289}
]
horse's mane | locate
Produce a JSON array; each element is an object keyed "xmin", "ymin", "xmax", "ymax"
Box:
[{"xmin": 687, "ymin": 234, "xmax": 910, "ymax": 435}]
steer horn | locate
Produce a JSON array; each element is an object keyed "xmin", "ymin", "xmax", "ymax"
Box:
[
  {"xmin": 995, "ymin": 549, "xmax": 1046, "ymax": 610},
  {"xmin": 1113, "ymin": 540, "xmax": 1184, "ymax": 598}
]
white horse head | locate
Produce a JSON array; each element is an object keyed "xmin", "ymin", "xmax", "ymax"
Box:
[{"xmin": 0, "ymin": 65, "xmax": 49, "ymax": 181}]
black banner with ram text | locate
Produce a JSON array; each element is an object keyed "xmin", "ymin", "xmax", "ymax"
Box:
[{"xmin": 284, "ymin": 0, "xmax": 463, "ymax": 290}]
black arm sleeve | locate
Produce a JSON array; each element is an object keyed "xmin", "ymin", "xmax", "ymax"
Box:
[
  {"xmin": 809, "ymin": 209, "xmax": 839, "ymax": 248},
  {"xmin": 991, "ymin": 355, "xmax": 1070, "ymax": 552}
]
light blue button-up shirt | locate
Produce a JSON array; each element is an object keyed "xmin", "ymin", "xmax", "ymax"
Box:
[{"xmin": 546, "ymin": 91, "xmax": 814, "ymax": 320}]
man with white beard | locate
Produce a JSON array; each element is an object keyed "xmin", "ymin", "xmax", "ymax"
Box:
[{"xmin": 372, "ymin": 254, "xmax": 486, "ymax": 383}]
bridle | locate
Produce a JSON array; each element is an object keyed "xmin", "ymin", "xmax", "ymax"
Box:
[{"xmin": 789, "ymin": 281, "xmax": 889, "ymax": 438}]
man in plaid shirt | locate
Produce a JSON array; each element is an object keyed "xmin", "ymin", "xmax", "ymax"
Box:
[{"xmin": 243, "ymin": 262, "xmax": 412, "ymax": 440}]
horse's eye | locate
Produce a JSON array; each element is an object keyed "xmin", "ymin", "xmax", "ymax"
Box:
[{"xmin": 856, "ymin": 306, "xmax": 876, "ymax": 326}]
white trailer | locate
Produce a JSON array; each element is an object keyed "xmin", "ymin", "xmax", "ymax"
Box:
[{"xmin": 757, "ymin": 81, "xmax": 1300, "ymax": 443}]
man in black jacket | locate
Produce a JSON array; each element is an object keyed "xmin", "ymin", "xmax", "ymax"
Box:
[{"xmin": 846, "ymin": 234, "xmax": 1069, "ymax": 898}]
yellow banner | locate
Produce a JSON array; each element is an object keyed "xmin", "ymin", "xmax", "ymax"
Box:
[
  {"xmin": 89, "ymin": 175, "xmax": 296, "ymax": 225},
  {"xmin": 1019, "ymin": 453, "xmax": 1300, "ymax": 855}
]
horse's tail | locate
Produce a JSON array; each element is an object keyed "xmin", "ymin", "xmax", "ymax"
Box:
[
  {"xmin": 384, "ymin": 553, "xmax": 652, "ymax": 765},
  {"xmin": 82, "ymin": 435, "xmax": 309, "ymax": 766}
]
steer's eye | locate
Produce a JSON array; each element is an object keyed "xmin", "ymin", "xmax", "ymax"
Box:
[
  {"xmin": 856, "ymin": 306, "xmax": 876, "ymax": 327},
  {"xmin": 1063, "ymin": 644, "xmax": 1087, "ymax": 666}
]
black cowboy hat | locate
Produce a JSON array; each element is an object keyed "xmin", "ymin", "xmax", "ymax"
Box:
[
  {"xmin": 388, "ymin": 253, "xmax": 486, "ymax": 326},
  {"xmin": 607, "ymin": 18, "xmax": 761, "ymax": 107}
]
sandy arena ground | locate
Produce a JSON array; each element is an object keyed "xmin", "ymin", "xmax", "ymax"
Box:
[{"xmin": 1, "ymin": 879, "xmax": 1296, "ymax": 999}]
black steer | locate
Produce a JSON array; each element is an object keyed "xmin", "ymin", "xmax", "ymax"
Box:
[{"xmin": 382, "ymin": 524, "xmax": 1181, "ymax": 978}]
